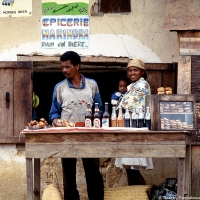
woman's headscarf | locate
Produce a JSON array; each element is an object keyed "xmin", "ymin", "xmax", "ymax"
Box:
[{"xmin": 127, "ymin": 59, "xmax": 145, "ymax": 70}]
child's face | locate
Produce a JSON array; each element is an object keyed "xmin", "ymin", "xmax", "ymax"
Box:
[{"xmin": 118, "ymin": 80, "xmax": 128, "ymax": 94}]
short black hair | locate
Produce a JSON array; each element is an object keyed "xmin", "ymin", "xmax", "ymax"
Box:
[
  {"xmin": 60, "ymin": 51, "xmax": 81, "ymax": 66},
  {"xmin": 119, "ymin": 77, "xmax": 131, "ymax": 86}
]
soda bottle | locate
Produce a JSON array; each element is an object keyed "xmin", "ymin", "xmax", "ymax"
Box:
[
  {"xmin": 145, "ymin": 106, "xmax": 151, "ymax": 130},
  {"xmin": 85, "ymin": 104, "xmax": 93, "ymax": 127},
  {"xmin": 117, "ymin": 106, "xmax": 124, "ymax": 127},
  {"xmin": 111, "ymin": 106, "xmax": 117, "ymax": 127},
  {"xmin": 138, "ymin": 107, "xmax": 144, "ymax": 128},
  {"xmin": 93, "ymin": 103, "xmax": 101, "ymax": 128},
  {"xmin": 102, "ymin": 102, "xmax": 110, "ymax": 127},
  {"xmin": 124, "ymin": 106, "xmax": 130, "ymax": 127},
  {"xmin": 131, "ymin": 107, "xmax": 137, "ymax": 128}
]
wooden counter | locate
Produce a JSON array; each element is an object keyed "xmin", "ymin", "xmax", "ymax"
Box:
[{"xmin": 22, "ymin": 127, "xmax": 191, "ymax": 200}]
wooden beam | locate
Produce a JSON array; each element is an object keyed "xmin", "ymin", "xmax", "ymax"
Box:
[
  {"xmin": 177, "ymin": 56, "xmax": 191, "ymax": 94},
  {"xmin": 179, "ymin": 31, "xmax": 200, "ymax": 55},
  {"xmin": 25, "ymin": 143, "xmax": 186, "ymax": 158}
]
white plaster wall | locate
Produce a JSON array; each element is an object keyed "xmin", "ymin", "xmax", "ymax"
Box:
[
  {"xmin": 0, "ymin": 145, "xmax": 26, "ymax": 200},
  {"xmin": 0, "ymin": 0, "xmax": 179, "ymax": 63}
]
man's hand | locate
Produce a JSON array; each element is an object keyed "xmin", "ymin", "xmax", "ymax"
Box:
[{"xmin": 53, "ymin": 118, "xmax": 63, "ymax": 127}]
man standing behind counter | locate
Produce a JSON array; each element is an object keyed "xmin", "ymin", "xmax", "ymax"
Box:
[{"xmin": 49, "ymin": 51, "xmax": 104, "ymax": 200}]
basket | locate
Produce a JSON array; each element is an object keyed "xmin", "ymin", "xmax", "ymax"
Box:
[
  {"xmin": 104, "ymin": 185, "xmax": 151, "ymax": 200},
  {"xmin": 42, "ymin": 172, "xmax": 62, "ymax": 200},
  {"xmin": 42, "ymin": 182, "xmax": 62, "ymax": 200}
]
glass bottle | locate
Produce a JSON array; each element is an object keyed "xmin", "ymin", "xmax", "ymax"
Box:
[
  {"xmin": 93, "ymin": 103, "xmax": 101, "ymax": 128},
  {"xmin": 102, "ymin": 102, "xmax": 110, "ymax": 127},
  {"xmin": 131, "ymin": 107, "xmax": 137, "ymax": 128},
  {"xmin": 111, "ymin": 106, "xmax": 117, "ymax": 127},
  {"xmin": 85, "ymin": 104, "xmax": 93, "ymax": 127},
  {"xmin": 138, "ymin": 107, "xmax": 144, "ymax": 128},
  {"xmin": 117, "ymin": 106, "xmax": 124, "ymax": 127},
  {"xmin": 145, "ymin": 106, "xmax": 151, "ymax": 130},
  {"xmin": 124, "ymin": 106, "xmax": 130, "ymax": 127}
]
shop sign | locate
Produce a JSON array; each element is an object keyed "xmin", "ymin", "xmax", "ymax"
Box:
[
  {"xmin": 0, "ymin": 0, "xmax": 32, "ymax": 17},
  {"xmin": 41, "ymin": 15, "xmax": 89, "ymax": 49},
  {"xmin": 42, "ymin": 0, "xmax": 88, "ymax": 15}
]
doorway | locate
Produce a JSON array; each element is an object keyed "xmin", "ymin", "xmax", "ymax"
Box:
[{"xmin": 32, "ymin": 61, "xmax": 177, "ymax": 123}]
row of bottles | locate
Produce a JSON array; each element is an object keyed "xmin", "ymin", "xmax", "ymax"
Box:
[
  {"xmin": 85, "ymin": 102, "xmax": 151, "ymax": 130},
  {"xmin": 111, "ymin": 106, "xmax": 151, "ymax": 130},
  {"xmin": 125, "ymin": 106, "xmax": 151, "ymax": 130},
  {"xmin": 85, "ymin": 102, "xmax": 110, "ymax": 128}
]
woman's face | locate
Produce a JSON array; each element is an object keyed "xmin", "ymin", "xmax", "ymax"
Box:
[{"xmin": 127, "ymin": 66, "xmax": 144, "ymax": 82}]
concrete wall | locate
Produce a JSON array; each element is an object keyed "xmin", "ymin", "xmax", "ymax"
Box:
[{"xmin": 0, "ymin": 0, "xmax": 183, "ymax": 199}]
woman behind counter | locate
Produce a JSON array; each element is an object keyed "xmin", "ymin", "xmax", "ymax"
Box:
[{"xmin": 115, "ymin": 58, "xmax": 154, "ymax": 185}]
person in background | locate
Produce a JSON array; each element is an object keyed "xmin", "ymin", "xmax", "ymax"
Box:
[
  {"xmin": 115, "ymin": 58, "xmax": 154, "ymax": 185},
  {"xmin": 49, "ymin": 51, "xmax": 104, "ymax": 200},
  {"xmin": 111, "ymin": 77, "xmax": 131, "ymax": 106}
]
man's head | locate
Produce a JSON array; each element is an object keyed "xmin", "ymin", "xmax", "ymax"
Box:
[{"xmin": 60, "ymin": 51, "xmax": 81, "ymax": 79}]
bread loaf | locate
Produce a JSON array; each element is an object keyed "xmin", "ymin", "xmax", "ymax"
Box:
[
  {"xmin": 158, "ymin": 91, "xmax": 165, "ymax": 94},
  {"xmin": 165, "ymin": 87, "xmax": 172, "ymax": 91},
  {"xmin": 166, "ymin": 91, "xmax": 172, "ymax": 94},
  {"xmin": 157, "ymin": 87, "xmax": 165, "ymax": 92}
]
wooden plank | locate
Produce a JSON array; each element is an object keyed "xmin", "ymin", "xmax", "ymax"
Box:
[
  {"xmin": 0, "ymin": 136, "xmax": 25, "ymax": 144},
  {"xmin": 163, "ymin": 0, "xmax": 200, "ymax": 30},
  {"xmin": 0, "ymin": 62, "xmax": 32, "ymax": 69},
  {"xmin": 162, "ymin": 71, "xmax": 177, "ymax": 94},
  {"xmin": 146, "ymin": 71, "xmax": 162, "ymax": 95},
  {"xmin": 191, "ymin": 146, "xmax": 200, "ymax": 196},
  {"xmin": 177, "ymin": 158, "xmax": 185, "ymax": 197},
  {"xmin": 0, "ymin": 68, "xmax": 13, "ymax": 137},
  {"xmin": 32, "ymin": 62, "xmax": 173, "ymax": 71},
  {"xmin": 177, "ymin": 56, "xmax": 191, "ymax": 94},
  {"xmin": 26, "ymin": 158, "xmax": 33, "ymax": 200},
  {"xmin": 33, "ymin": 159, "xmax": 40, "ymax": 200},
  {"xmin": 184, "ymin": 145, "xmax": 191, "ymax": 196},
  {"xmin": 14, "ymin": 68, "xmax": 32, "ymax": 137},
  {"xmin": 25, "ymin": 143, "xmax": 186, "ymax": 158},
  {"xmin": 24, "ymin": 132, "xmax": 187, "ymax": 144},
  {"xmin": 180, "ymin": 31, "xmax": 200, "ymax": 38}
]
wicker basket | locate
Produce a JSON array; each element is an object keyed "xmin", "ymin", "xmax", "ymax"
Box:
[{"xmin": 104, "ymin": 185, "xmax": 151, "ymax": 200}]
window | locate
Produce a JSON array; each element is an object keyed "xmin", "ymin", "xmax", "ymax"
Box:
[{"xmin": 100, "ymin": 0, "xmax": 131, "ymax": 13}]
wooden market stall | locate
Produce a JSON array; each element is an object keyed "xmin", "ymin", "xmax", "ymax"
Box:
[{"xmin": 22, "ymin": 127, "xmax": 191, "ymax": 200}]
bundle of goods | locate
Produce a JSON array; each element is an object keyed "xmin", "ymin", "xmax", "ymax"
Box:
[
  {"xmin": 157, "ymin": 87, "xmax": 172, "ymax": 94},
  {"xmin": 26, "ymin": 118, "xmax": 51, "ymax": 130},
  {"xmin": 147, "ymin": 178, "xmax": 177, "ymax": 200}
]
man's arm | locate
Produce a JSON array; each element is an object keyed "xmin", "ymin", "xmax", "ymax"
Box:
[{"xmin": 49, "ymin": 86, "xmax": 62, "ymax": 123}]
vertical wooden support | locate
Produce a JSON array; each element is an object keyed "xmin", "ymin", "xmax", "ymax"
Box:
[
  {"xmin": 191, "ymin": 145, "xmax": 200, "ymax": 196},
  {"xmin": 177, "ymin": 158, "xmax": 185, "ymax": 198},
  {"xmin": 177, "ymin": 56, "xmax": 191, "ymax": 94},
  {"xmin": 34, "ymin": 159, "xmax": 40, "ymax": 200},
  {"xmin": 184, "ymin": 145, "xmax": 191, "ymax": 196},
  {"xmin": 26, "ymin": 158, "xmax": 33, "ymax": 200}
]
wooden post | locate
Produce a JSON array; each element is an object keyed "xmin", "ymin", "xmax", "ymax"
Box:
[
  {"xmin": 177, "ymin": 158, "xmax": 185, "ymax": 198},
  {"xmin": 33, "ymin": 159, "xmax": 40, "ymax": 200},
  {"xmin": 177, "ymin": 56, "xmax": 191, "ymax": 94},
  {"xmin": 26, "ymin": 158, "xmax": 33, "ymax": 200}
]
